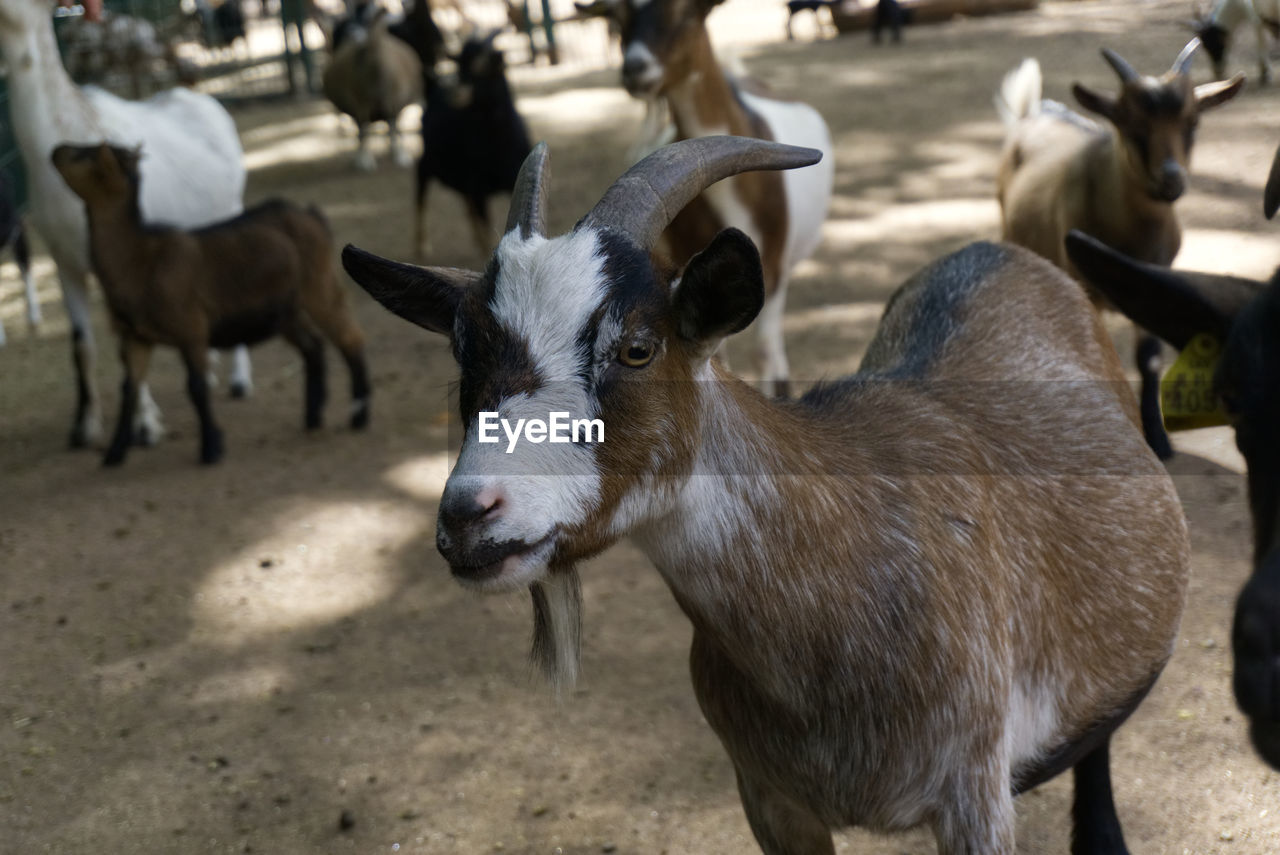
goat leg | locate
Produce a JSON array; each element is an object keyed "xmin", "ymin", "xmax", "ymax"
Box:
[
  {"xmin": 1069, "ymin": 740, "xmax": 1131, "ymax": 855},
  {"xmin": 466, "ymin": 197, "xmax": 492, "ymax": 259},
  {"xmin": 181, "ymin": 346, "xmax": 224, "ymax": 465},
  {"xmin": 104, "ymin": 336, "xmax": 153, "ymax": 467},
  {"xmin": 1136, "ymin": 332, "xmax": 1173, "ymax": 460},
  {"xmin": 60, "ymin": 268, "xmax": 102, "ymax": 449},
  {"xmin": 733, "ymin": 766, "xmax": 835, "ymax": 855},
  {"xmin": 14, "ymin": 226, "xmax": 40, "ymax": 329}
]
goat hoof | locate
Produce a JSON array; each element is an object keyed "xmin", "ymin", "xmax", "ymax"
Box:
[
  {"xmin": 350, "ymin": 400, "xmax": 370, "ymax": 430},
  {"xmin": 200, "ymin": 432, "xmax": 225, "ymax": 465},
  {"xmin": 354, "ymin": 151, "xmax": 377, "ymax": 172},
  {"xmin": 102, "ymin": 449, "xmax": 126, "ymax": 467},
  {"xmin": 69, "ymin": 422, "xmax": 100, "ymax": 449},
  {"xmin": 229, "ymin": 381, "xmax": 251, "ymax": 400},
  {"xmin": 392, "ymin": 148, "xmax": 413, "ymax": 169}
]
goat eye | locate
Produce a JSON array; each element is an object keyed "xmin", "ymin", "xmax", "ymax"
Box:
[{"xmin": 618, "ymin": 341, "xmax": 655, "ymax": 367}]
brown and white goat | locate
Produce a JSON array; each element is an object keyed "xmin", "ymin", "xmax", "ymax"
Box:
[
  {"xmin": 52, "ymin": 143, "xmax": 370, "ymax": 467},
  {"xmin": 581, "ymin": 0, "xmax": 834, "ymax": 397},
  {"xmin": 343, "ymin": 136, "xmax": 1190, "ymax": 854},
  {"xmin": 996, "ymin": 40, "xmax": 1244, "ymax": 459},
  {"xmin": 1065, "ymin": 144, "xmax": 1280, "ymax": 769}
]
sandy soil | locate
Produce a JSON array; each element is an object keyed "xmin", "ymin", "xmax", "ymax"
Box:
[{"xmin": 2, "ymin": 0, "xmax": 1279, "ymax": 852}]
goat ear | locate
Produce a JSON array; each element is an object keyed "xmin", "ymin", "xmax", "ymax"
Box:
[
  {"xmin": 341, "ymin": 245, "xmax": 477, "ymax": 336},
  {"xmin": 1071, "ymin": 83, "xmax": 1117, "ymax": 120},
  {"xmin": 672, "ymin": 228, "xmax": 764, "ymax": 346},
  {"xmin": 1064, "ymin": 230, "xmax": 1259, "ymax": 349},
  {"xmin": 1195, "ymin": 73, "xmax": 1246, "ymax": 110}
]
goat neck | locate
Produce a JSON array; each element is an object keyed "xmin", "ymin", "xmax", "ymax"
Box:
[
  {"xmin": 663, "ymin": 29, "xmax": 757, "ymax": 140},
  {"xmin": 0, "ymin": 10, "xmax": 96, "ymax": 161}
]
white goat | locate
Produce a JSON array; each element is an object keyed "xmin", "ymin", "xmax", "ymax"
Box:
[
  {"xmin": 343, "ymin": 137, "xmax": 1190, "ymax": 855},
  {"xmin": 0, "ymin": 0, "xmax": 250, "ymax": 447},
  {"xmin": 1190, "ymin": 0, "xmax": 1280, "ymax": 83}
]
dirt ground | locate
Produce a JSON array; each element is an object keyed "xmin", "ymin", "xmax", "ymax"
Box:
[{"xmin": 2, "ymin": 0, "xmax": 1279, "ymax": 852}]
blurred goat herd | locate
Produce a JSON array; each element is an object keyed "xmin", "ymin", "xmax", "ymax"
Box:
[{"xmin": 2, "ymin": 0, "xmax": 1280, "ymax": 851}]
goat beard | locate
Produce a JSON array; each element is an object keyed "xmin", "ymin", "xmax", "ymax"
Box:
[{"xmin": 529, "ymin": 566, "xmax": 582, "ymax": 695}]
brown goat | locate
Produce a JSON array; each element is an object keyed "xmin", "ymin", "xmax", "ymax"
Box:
[
  {"xmin": 52, "ymin": 143, "xmax": 370, "ymax": 466},
  {"xmin": 996, "ymin": 40, "xmax": 1243, "ymax": 459},
  {"xmin": 343, "ymin": 137, "xmax": 1190, "ymax": 854}
]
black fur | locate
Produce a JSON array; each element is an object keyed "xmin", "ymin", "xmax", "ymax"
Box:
[
  {"xmin": 872, "ymin": 0, "xmax": 908, "ymax": 44},
  {"xmin": 418, "ymin": 37, "xmax": 532, "ymax": 238}
]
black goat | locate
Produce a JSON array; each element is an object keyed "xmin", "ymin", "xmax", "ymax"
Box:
[
  {"xmin": 415, "ymin": 33, "xmax": 532, "ymax": 258},
  {"xmin": 1066, "ymin": 214, "xmax": 1280, "ymax": 771},
  {"xmin": 873, "ymin": 0, "xmax": 909, "ymax": 43}
]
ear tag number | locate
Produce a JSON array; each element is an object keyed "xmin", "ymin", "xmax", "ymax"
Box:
[{"xmin": 1161, "ymin": 333, "xmax": 1229, "ymax": 431}]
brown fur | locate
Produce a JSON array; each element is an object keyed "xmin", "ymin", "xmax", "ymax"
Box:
[{"xmin": 52, "ymin": 143, "xmax": 370, "ymax": 466}]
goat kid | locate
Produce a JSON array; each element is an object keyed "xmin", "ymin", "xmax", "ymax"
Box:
[
  {"xmin": 415, "ymin": 32, "xmax": 532, "ymax": 260},
  {"xmin": 1067, "ymin": 202, "xmax": 1280, "ymax": 770},
  {"xmin": 996, "ymin": 40, "xmax": 1243, "ymax": 459},
  {"xmin": 323, "ymin": 3, "xmax": 423, "ymax": 171},
  {"xmin": 53, "ymin": 144, "xmax": 370, "ymax": 466},
  {"xmin": 0, "ymin": 0, "xmax": 252, "ymax": 448},
  {"xmin": 582, "ymin": 0, "xmax": 834, "ymax": 398},
  {"xmin": 0, "ymin": 171, "xmax": 38, "ymax": 347},
  {"xmin": 343, "ymin": 136, "xmax": 1190, "ymax": 855},
  {"xmin": 1189, "ymin": 0, "xmax": 1280, "ymax": 83}
]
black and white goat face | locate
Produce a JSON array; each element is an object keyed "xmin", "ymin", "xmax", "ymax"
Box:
[
  {"xmin": 343, "ymin": 138, "xmax": 818, "ymax": 594},
  {"xmin": 1066, "ymin": 225, "xmax": 1280, "ymax": 769}
]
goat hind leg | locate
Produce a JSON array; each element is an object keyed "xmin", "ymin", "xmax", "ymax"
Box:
[
  {"xmin": 734, "ymin": 766, "xmax": 835, "ymax": 855},
  {"xmin": 389, "ymin": 118, "xmax": 413, "ymax": 169},
  {"xmin": 181, "ymin": 346, "xmax": 224, "ymax": 464},
  {"xmin": 1070, "ymin": 739, "xmax": 1130, "ymax": 855},
  {"xmin": 282, "ymin": 316, "xmax": 327, "ymax": 430},
  {"xmin": 354, "ymin": 123, "xmax": 376, "ymax": 172},
  {"xmin": 59, "ymin": 269, "xmax": 103, "ymax": 448},
  {"xmin": 227, "ymin": 345, "xmax": 253, "ymax": 398},
  {"xmin": 310, "ymin": 300, "xmax": 370, "ymax": 429}
]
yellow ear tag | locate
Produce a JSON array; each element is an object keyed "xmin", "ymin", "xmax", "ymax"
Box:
[{"xmin": 1161, "ymin": 333, "xmax": 1229, "ymax": 431}]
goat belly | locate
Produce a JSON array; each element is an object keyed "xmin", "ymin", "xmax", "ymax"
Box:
[{"xmin": 209, "ymin": 307, "xmax": 290, "ymax": 349}]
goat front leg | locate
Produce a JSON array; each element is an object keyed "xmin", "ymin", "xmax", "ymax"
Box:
[
  {"xmin": 1135, "ymin": 330, "xmax": 1173, "ymax": 460},
  {"xmin": 59, "ymin": 267, "xmax": 102, "ymax": 448},
  {"xmin": 930, "ymin": 762, "xmax": 1016, "ymax": 855},
  {"xmin": 414, "ymin": 171, "xmax": 431, "ymax": 259},
  {"xmin": 1069, "ymin": 739, "xmax": 1130, "ymax": 855},
  {"xmin": 354, "ymin": 121, "xmax": 376, "ymax": 172},
  {"xmin": 14, "ymin": 226, "xmax": 40, "ymax": 329},
  {"xmin": 734, "ymin": 766, "xmax": 835, "ymax": 855},
  {"xmin": 1257, "ymin": 24, "xmax": 1273, "ymax": 85},
  {"xmin": 466, "ymin": 197, "xmax": 493, "ymax": 259},
  {"xmin": 181, "ymin": 346, "xmax": 224, "ymax": 464},
  {"xmin": 103, "ymin": 335, "xmax": 154, "ymax": 467},
  {"xmin": 756, "ymin": 282, "xmax": 791, "ymax": 398}
]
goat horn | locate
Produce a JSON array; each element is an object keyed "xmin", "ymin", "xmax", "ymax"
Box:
[
  {"xmin": 505, "ymin": 142, "xmax": 550, "ymax": 238},
  {"xmin": 575, "ymin": 135, "xmax": 822, "ymax": 251},
  {"xmin": 1101, "ymin": 48, "xmax": 1141, "ymax": 84},
  {"xmin": 1265, "ymin": 141, "xmax": 1280, "ymax": 219},
  {"xmin": 1172, "ymin": 37, "xmax": 1201, "ymax": 76}
]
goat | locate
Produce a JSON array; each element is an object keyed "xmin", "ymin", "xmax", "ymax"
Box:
[
  {"xmin": 0, "ymin": 0, "xmax": 252, "ymax": 449},
  {"xmin": 1188, "ymin": 0, "xmax": 1280, "ymax": 84},
  {"xmin": 0, "ymin": 171, "xmax": 38, "ymax": 348},
  {"xmin": 995, "ymin": 41, "xmax": 1244, "ymax": 460},
  {"xmin": 872, "ymin": 0, "xmax": 908, "ymax": 43},
  {"xmin": 783, "ymin": 0, "xmax": 836, "ymax": 41},
  {"xmin": 1065, "ymin": 149, "xmax": 1280, "ymax": 768},
  {"xmin": 342, "ymin": 136, "xmax": 1191, "ymax": 855},
  {"xmin": 52, "ymin": 143, "xmax": 370, "ymax": 466},
  {"xmin": 415, "ymin": 33, "xmax": 532, "ymax": 259},
  {"xmin": 322, "ymin": 3, "xmax": 423, "ymax": 172},
  {"xmin": 580, "ymin": 0, "xmax": 834, "ymax": 398}
]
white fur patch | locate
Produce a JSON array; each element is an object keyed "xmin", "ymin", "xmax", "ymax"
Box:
[
  {"xmin": 1005, "ymin": 678, "xmax": 1062, "ymax": 769},
  {"xmin": 443, "ymin": 231, "xmax": 610, "ymax": 559}
]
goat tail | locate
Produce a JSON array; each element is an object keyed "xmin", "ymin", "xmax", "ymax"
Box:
[{"xmin": 995, "ymin": 58, "xmax": 1042, "ymax": 128}]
